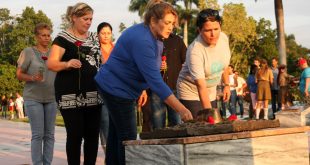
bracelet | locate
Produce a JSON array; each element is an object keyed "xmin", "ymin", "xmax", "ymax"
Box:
[{"xmin": 224, "ymin": 84, "xmax": 230, "ymax": 87}]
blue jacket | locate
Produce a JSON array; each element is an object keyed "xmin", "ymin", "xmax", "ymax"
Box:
[
  {"xmin": 247, "ymin": 74, "xmax": 257, "ymax": 93},
  {"xmin": 95, "ymin": 23, "xmax": 172, "ymax": 100}
]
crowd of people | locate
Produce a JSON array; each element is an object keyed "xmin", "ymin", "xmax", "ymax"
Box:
[
  {"xmin": 0, "ymin": 93, "xmax": 25, "ymax": 120},
  {"xmin": 0, "ymin": 0, "xmax": 308, "ymax": 165}
]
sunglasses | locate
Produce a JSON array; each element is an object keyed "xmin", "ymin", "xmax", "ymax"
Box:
[{"xmin": 199, "ymin": 9, "xmax": 221, "ymax": 21}]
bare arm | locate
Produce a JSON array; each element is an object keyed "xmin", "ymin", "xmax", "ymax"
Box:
[
  {"xmin": 222, "ymin": 67, "xmax": 231, "ymax": 102},
  {"xmin": 16, "ymin": 68, "xmax": 42, "ymax": 82},
  {"xmin": 195, "ymin": 79, "xmax": 212, "ymax": 109},
  {"xmin": 164, "ymin": 94, "xmax": 193, "ymax": 121},
  {"xmin": 305, "ymin": 78, "xmax": 310, "ymax": 96},
  {"xmin": 137, "ymin": 90, "xmax": 148, "ymax": 106},
  {"xmin": 47, "ymin": 44, "xmax": 81, "ymax": 72}
]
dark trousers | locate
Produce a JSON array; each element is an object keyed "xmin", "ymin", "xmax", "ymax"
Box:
[
  {"xmin": 141, "ymin": 89, "xmax": 152, "ymax": 132},
  {"xmin": 100, "ymin": 90, "xmax": 137, "ymax": 165},
  {"xmin": 236, "ymin": 95, "xmax": 244, "ymax": 116},
  {"xmin": 60, "ymin": 106, "xmax": 101, "ymax": 165},
  {"xmin": 271, "ymin": 89, "xmax": 281, "ymax": 117},
  {"xmin": 180, "ymin": 100, "xmax": 217, "ymax": 119}
]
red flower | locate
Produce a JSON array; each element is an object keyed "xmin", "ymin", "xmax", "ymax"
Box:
[
  {"xmin": 41, "ymin": 56, "xmax": 48, "ymax": 61},
  {"xmin": 75, "ymin": 41, "xmax": 83, "ymax": 47},
  {"xmin": 162, "ymin": 55, "xmax": 166, "ymax": 61}
]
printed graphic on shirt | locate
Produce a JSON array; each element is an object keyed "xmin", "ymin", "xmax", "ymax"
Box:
[{"xmin": 206, "ymin": 62, "xmax": 224, "ymax": 87}]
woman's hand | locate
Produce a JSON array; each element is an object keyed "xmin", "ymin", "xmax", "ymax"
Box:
[
  {"xmin": 66, "ymin": 59, "xmax": 82, "ymax": 69},
  {"xmin": 179, "ymin": 108, "xmax": 193, "ymax": 121},
  {"xmin": 137, "ymin": 90, "xmax": 148, "ymax": 106},
  {"xmin": 32, "ymin": 73, "xmax": 43, "ymax": 82}
]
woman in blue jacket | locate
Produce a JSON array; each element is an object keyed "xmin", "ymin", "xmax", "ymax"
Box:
[{"xmin": 95, "ymin": 0, "xmax": 193, "ymax": 164}]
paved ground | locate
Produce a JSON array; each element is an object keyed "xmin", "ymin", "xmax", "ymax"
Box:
[{"xmin": 0, "ymin": 119, "xmax": 105, "ymax": 165}]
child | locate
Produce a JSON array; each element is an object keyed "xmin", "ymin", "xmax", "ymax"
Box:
[{"xmin": 8, "ymin": 98, "xmax": 15, "ymax": 120}]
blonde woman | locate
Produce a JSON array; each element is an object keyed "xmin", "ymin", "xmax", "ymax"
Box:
[{"xmin": 47, "ymin": 3, "xmax": 101, "ymax": 164}]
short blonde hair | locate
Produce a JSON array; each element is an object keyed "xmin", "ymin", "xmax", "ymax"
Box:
[
  {"xmin": 66, "ymin": 2, "xmax": 93, "ymax": 25},
  {"xmin": 144, "ymin": 0, "xmax": 178, "ymax": 27}
]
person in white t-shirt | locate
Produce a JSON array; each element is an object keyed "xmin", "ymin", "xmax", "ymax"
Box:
[
  {"xmin": 15, "ymin": 92, "xmax": 24, "ymax": 119},
  {"xmin": 227, "ymin": 65, "xmax": 238, "ymax": 120},
  {"xmin": 234, "ymin": 71, "xmax": 247, "ymax": 118},
  {"xmin": 177, "ymin": 9, "xmax": 231, "ymax": 123}
]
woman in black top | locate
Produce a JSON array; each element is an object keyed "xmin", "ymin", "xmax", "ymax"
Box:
[{"xmin": 47, "ymin": 2, "xmax": 101, "ymax": 165}]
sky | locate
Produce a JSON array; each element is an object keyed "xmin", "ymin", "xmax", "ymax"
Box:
[{"xmin": 2, "ymin": 0, "xmax": 310, "ymax": 48}]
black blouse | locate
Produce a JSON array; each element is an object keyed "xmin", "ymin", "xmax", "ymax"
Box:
[{"xmin": 52, "ymin": 31, "xmax": 101, "ymax": 110}]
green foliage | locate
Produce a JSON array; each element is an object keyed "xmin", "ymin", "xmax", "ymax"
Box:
[
  {"xmin": 3, "ymin": 7, "xmax": 52, "ymax": 65},
  {"xmin": 253, "ymin": 18, "xmax": 278, "ymax": 61},
  {"xmin": 221, "ymin": 3, "xmax": 257, "ymax": 77},
  {"xmin": 119, "ymin": 22, "xmax": 127, "ymax": 33},
  {"xmin": 0, "ymin": 64, "xmax": 24, "ymax": 96},
  {"xmin": 60, "ymin": 13, "xmax": 70, "ymax": 31}
]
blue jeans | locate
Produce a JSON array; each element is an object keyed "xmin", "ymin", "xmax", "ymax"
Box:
[
  {"xmin": 236, "ymin": 95, "xmax": 244, "ymax": 116},
  {"xmin": 151, "ymin": 92, "xmax": 181, "ymax": 129},
  {"xmin": 271, "ymin": 89, "xmax": 281, "ymax": 116},
  {"xmin": 99, "ymin": 104, "xmax": 109, "ymax": 145},
  {"xmin": 99, "ymin": 90, "xmax": 137, "ymax": 165},
  {"xmin": 24, "ymin": 100, "xmax": 57, "ymax": 165},
  {"xmin": 229, "ymin": 90, "xmax": 237, "ymax": 115}
]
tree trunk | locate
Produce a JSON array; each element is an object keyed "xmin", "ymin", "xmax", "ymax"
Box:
[
  {"xmin": 183, "ymin": 20, "xmax": 188, "ymax": 46},
  {"xmin": 275, "ymin": 0, "xmax": 287, "ymax": 65}
]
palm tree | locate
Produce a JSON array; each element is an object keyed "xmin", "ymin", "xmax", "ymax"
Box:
[
  {"xmin": 128, "ymin": 0, "xmax": 148, "ymax": 18},
  {"xmin": 256, "ymin": 0, "xmax": 287, "ymax": 65},
  {"xmin": 129, "ymin": 0, "xmax": 203, "ymax": 46},
  {"xmin": 274, "ymin": 0, "xmax": 286, "ymax": 65}
]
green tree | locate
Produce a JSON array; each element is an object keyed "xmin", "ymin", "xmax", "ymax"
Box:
[
  {"xmin": 0, "ymin": 64, "xmax": 24, "ymax": 96},
  {"xmin": 254, "ymin": 18, "xmax": 278, "ymax": 62},
  {"xmin": 60, "ymin": 13, "xmax": 70, "ymax": 31},
  {"xmin": 5, "ymin": 7, "xmax": 52, "ymax": 65},
  {"xmin": 129, "ymin": 0, "xmax": 205, "ymax": 46},
  {"xmin": 0, "ymin": 8, "xmax": 14, "ymax": 61},
  {"xmin": 119, "ymin": 22, "xmax": 127, "ymax": 33},
  {"xmin": 221, "ymin": 3, "xmax": 256, "ymax": 76}
]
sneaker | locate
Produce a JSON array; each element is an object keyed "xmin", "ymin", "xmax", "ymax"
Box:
[{"xmin": 228, "ymin": 114, "xmax": 238, "ymax": 121}]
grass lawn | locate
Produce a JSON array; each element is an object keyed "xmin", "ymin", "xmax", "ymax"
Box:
[{"xmin": 0, "ymin": 111, "xmax": 65, "ymax": 127}]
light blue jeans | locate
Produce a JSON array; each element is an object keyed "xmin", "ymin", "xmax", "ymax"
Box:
[
  {"xmin": 25, "ymin": 100, "xmax": 57, "ymax": 165},
  {"xmin": 99, "ymin": 104, "xmax": 109, "ymax": 146}
]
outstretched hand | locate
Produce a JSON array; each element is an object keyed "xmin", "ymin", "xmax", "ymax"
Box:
[{"xmin": 180, "ymin": 109, "xmax": 193, "ymax": 121}]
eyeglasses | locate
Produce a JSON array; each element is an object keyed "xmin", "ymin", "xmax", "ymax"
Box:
[{"xmin": 199, "ymin": 9, "xmax": 221, "ymax": 21}]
